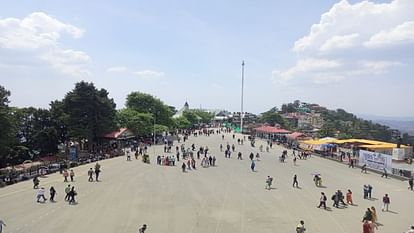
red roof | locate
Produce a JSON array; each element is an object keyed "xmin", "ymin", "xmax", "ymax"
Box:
[
  {"xmin": 287, "ymin": 132, "xmax": 305, "ymax": 139},
  {"xmin": 255, "ymin": 126, "xmax": 291, "ymax": 134}
]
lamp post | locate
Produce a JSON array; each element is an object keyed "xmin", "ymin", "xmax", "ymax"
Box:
[
  {"xmin": 240, "ymin": 60, "xmax": 245, "ymax": 134},
  {"xmin": 153, "ymin": 116, "xmax": 156, "ymax": 156}
]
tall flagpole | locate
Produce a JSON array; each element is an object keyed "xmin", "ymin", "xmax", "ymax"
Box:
[{"xmin": 240, "ymin": 60, "xmax": 245, "ymax": 134}]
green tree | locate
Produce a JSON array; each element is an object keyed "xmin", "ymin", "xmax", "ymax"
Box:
[
  {"xmin": 183, "ymin": 110, "xmax": 200, "ymax": 125},
  {"xmin": 116, "ymin": 109, "xmax": 153, "ymax": 136},
  {"xmin": 318, "ymin": 122, "xmax": 336, "ymax": 138},
  {"xmin": 12, "ymin": 107, "xmax": 59, "ymax": 156},
  {"xmin": 154, "ymin": 124, "xmax": 169, "ymax": 134},
  {"xmin": 173, "ymin": 116, "xmax": 191, "ymax": 129},
  {"xmin": 193, "ymin": 110, "xmax": 214, "ymax": 124},
  {"xmin": 126, "ymin": 92, "xmax": 173, "ymax": 127},
  {"xmin": 61, "ymin": 81, "xmax": 117, "ymax": 147},
  {"xmin": 0, "ymin": 86, "xmax": 18, "ymax": 167},
  {"xmin": 260, "ymin": 111, "xmax": 291, "ymax": 129}
]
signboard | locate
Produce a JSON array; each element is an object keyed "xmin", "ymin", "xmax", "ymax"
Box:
[
  {"xmin": 358, "ymin": 150, "xmax": 392, "ymax": 173},
  {"xmin": 392, "ymin": 148, "xmax": 405, "ymax": 160}
]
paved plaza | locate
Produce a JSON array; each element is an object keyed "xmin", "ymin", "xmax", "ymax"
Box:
[{"xmin": 1, "ymin": 131, "xmax": 413, "ymax": 233}]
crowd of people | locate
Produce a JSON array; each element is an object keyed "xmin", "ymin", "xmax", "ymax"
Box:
[{"xmin": 2, "ymin": 126, "xmax": 412, "ymax": 233}]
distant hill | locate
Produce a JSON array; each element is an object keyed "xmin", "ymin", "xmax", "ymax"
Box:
[{"xmin": 358, "ymin": 114, "xmax": 414, "ymax": 135}]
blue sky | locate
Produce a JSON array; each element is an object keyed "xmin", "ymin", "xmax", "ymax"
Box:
[{"xmin": 1, "ymin": 0, "xmax": 413, "ymax": 116}]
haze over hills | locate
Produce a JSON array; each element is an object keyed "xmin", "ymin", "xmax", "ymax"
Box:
[{"xmin": 358, "ymin": 114, "xmax": 414, "ymax": 135}]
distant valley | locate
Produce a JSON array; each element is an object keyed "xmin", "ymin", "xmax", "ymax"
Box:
[{"xmin": 358, "ymin": 114, "xmax": 414, "ymax": 135}]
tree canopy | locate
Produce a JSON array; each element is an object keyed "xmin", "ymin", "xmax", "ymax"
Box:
[
  {"xmin": 126, "ymin": 92, "xmax": 173, "ymax": 127},
  {"xmin": 116, "ymin": 109, "xmax": 153, "ymax": 136},
  {"xmin": 259, "ymin": 111, "xmax": 291, "ymax": 129},
  {"xmin": 60, "ymin": 81, "xmax": 117, "ymax": 144}
]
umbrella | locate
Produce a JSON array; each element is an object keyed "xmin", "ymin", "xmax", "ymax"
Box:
[{"xmin": 311, "ymin": 172, "xmax": 321, "ymax": 176}]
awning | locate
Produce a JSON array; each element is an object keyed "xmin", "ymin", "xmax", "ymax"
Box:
[{"xmin": 254, "ymin": 126, "xmax": 291, "ymax": 134}]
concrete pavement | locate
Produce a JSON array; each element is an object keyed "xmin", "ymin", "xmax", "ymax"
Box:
[{"xmin": 1, "ymin": 130, "xmax": 413, "ymax": 233}]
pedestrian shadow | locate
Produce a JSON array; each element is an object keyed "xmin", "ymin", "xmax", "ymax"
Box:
[
  {"xmin": 386, "ymin": 210, "xmax": 398, "ymax": 214},
  {"xmin": 375, "ymin": 222, "xmax": 384, "ymax": 226},
  {"xmin": 317, "ymin": 185, "xmax": 327, "ymax": 188},
  {"xmin": 325, "ymin": 207, "xmax": 333, "ymax": 211},
  {"xmin": 368, "ymin": 197, "xmax": 378, "ymax": 201}
]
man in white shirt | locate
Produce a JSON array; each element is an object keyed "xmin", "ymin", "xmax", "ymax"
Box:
[
  {"xmin": 296, "ymin": 220, "xmax": 306, "ymax": 233},
  {"xmin": 37, "ymin": 187, "xmax": 47, "ymax": 203}
]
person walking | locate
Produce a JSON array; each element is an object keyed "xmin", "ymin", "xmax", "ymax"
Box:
[
  {"xmin": 296, "ymin": 220, "xmax": 306, "ymax": 233},
  {"xmin": 332, "ymin": 191, "xmax": 340, "ymax": 208},
  {"xmin": 367, "ymin": 185, "xmax": 373, "ymax": 199},
  {"xmin": 346, "ymin": 189, "xmax": 353, "ymax": 205},
  {"xmin": 363, "ymin": 185, "xmax": 369, "ymax": 199},
  {"xmin": 381, "ymin": 168, "xmax": 388, "ymax": 178},
  {"xmin": 64, "ymin": 185, "xmax": 71, "ymax": 201},
  {"xmin": 361, "ymin": 164, "xmax": 367, "ymax": 173},
  {"xmin": 0, "ymin": 218, "xmax": 6, "ymax": 233},
  {"xmin": 293, "ymin": 174, "xmax": 299, "ymax": 188},
  {"xmin": 250, "ymin": 160, "xmax": 256, "ymax": 172},
  {"xmin": 249, "ymin": 152, "xmax": 254, "ymax": 161},
  {"xmin": 265, "ymin": 176, "xmax": 273, "ymax": 190},
  {"xmin": 408, "ymin": 177, "xmax": 413, "ymax": 191},
  {"xmin": 181, "ymin": 162, "xmax": 186, "ymax": 172},
  {"xmin": 362, "ymin": 208, "xmax": 373, "ymax": 222},
  {"xmin": 382, "ymin": 194, "xmax": 390, "ymax": 211},
  {"xmin": 36, "ymin": 187, "xmax": 47, "ymax": 203},
  {"xmin": 139, "ymin": 224, "xmax": 147, "ymax": 233},
  {"xmin": 256, "ymin": 152, "xmax": 260, "ymax": 161},
  {"xmin": 49, "ymin": 186, "xmax": 56, "ymax": 202},
  {"xmin": 95, "ymin": 163, "xmax": 101, "ymax": 182},
  {"xmin": 68, "ymin": 186, "xmax": 77, "ymax": 205},
  {"xmin": 293, "ymin": 156, "xmax": 297, "ymax": 166},
  {"xmin": 370, "ymin": 206, "xmax": 377, "ymax": 224},
  {"xmin": 362, "ymin": 220, "xmax": 373, "ymax": 233},
  {"xmin": 70, "ymin": 169, "xmax": 75, "ymax": 182},
  {"xmin": 317, "ymin": 192, "xmax": 327, "ymax": 209},
  {"xmin": 337, "ymin": 190, "xmax": 347, "ymax": 206},
  {"xmin": 33, "ymin": 176, "xmax": 40, "ymax": 189},
  {"xmin": 63, "ymin": 169, "xmax": 69, "ymax": 182},
  {"xmin": 237, "ymin": 152, "xmax": 242, "ymax": 160},
  {"xmin": 88, "ymin": 168, "xmax": 94, "ymax": 182}
]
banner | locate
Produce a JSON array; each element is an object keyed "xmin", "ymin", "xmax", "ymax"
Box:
[
  {"xmin": 358, "ymin": 150, "xmax": 392, "ymax": 173},
  {"xmin": 69, "ymin": 146, "xmax": 77, "ymax": 161}
]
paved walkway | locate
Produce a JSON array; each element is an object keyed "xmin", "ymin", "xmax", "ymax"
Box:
[{"xmin": 0, "ymin": 130, "xmax": 413, "ymax": 233}]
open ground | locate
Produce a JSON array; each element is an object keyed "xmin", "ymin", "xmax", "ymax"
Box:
[{"xmin": 1, "ymin": 131, "xmax": 412, "ymax": 233}]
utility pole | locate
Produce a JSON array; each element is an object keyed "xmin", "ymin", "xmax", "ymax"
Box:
[{"xmin": 240, "ymin": 60, "xmax": 245, "ymax": 134}]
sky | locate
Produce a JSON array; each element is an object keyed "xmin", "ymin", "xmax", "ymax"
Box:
[{"xmin": 0, "ymin": 0, "xmax": 413, "ymax": 117}]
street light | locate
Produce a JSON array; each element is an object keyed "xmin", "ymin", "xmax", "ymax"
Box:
[
  {"xmin": 240, "ymin": 60, "xmax": 245, "ymax": 134},
  {"xmin": 153, "ymin": 115, "xmax": 156, "ymax": 156}
]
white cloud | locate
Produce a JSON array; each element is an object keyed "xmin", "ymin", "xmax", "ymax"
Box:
[
  {"xmin": 272, "ymin": 58, "xmax": 341, "ymax": 83},
  {"xmin": 107, "ymin": 66, "xmax": 165, "ymax": 79},
  {"xmin": 0, "ymin": 12, "xmax": 89, "ymax": 77},
  {"xmin": 365, "ymin": 21, "xmax": 414, "ymax": 47},
  {"xmin": 107, "ymin": 66, "xmax": 128, "ymax": 73},
  {"xmin": 274, "ymin": 0, "xmax": 414, "ymax": 85},
  {"xmin": 133, "ymin": 70, "xmax": 165, "ymax": 79},
  {"xmin": 320, "ymin": 33, "xmax": 359, "ymax": 52}
]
